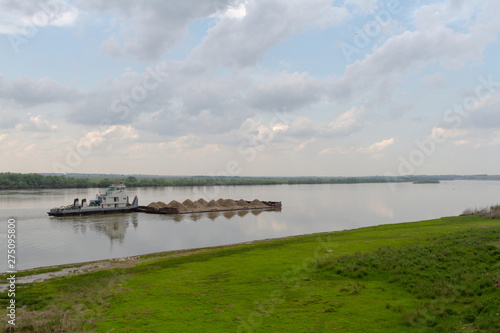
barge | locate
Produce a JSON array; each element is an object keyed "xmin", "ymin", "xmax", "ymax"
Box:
[
  {"xmin": 48, "ymin": 184, "xmax": 281, "ymax": 217},
  {"xmin": 48, "ymin": 183, "xmax": 138, "ymax": 217},
  {"xmin": 137, "ymin": 198, "xmax": 282, "ymax": 214}
]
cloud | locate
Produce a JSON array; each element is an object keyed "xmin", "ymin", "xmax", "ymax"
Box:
[
  {"xmin": 0, "ymin": 111, "xmax": 20, "ymax": 129},
  {"xmin": 65, "ymin": 64, "xmax": 170, "ymax": 126},
  {"xmin": 81, "ymin": 0, "xmax": 241, "ymax": 61},
  {"xmin": 344, "ymin": 0, "xmax": 379, "ymax": 14},
  {"xmin": 246, "ymin": 72, "xmax": 323, "ymax": 112},
  {"xmin": 286, "ymin": 104, "xmax": 366, "ymax": 139},
  {"xmin": 431, "ymin": 127, "xmax": 469, "ymax": 139},
  {"xmin": 15, "ymin": 114, "xmax": 57, "ymax": 132},
  {"xmin": 189, "ymin": 0, "xmax": 348, "ymax": 68},
  {"xmin": 420, "ymin": 72, "xmax": 446, "ymax": 89},
  {"xmin": 357, "ymin": 138, "xmax": 394, "ymax": 153},
  {"xmin": 437, "ymin": 88, "xmax": 500, "ymax": 131},
  {"xmin": 74, "ymin": 125, "xmax": 139, "ymax": 157},
  {"xmin": 328, "ymin": 105, "xmax": 366, "ymax": 135},
  {"xmin": 0, "ymin": 76, "xmax": 78, "ymax": 106},
  {"xmin": 217, "ymin": 1, "xmax": 247, "ymax": 19},
  {"xmin": 0, "ymin": 0, "xmax": 78, "ymax": 34},
  {"xmin": 319, "ymin": 146, "xmax": 351, "ymax": 155},
  {"xmin": 329, "ymin": 1, "xmax": 500, "ymax": 103}
]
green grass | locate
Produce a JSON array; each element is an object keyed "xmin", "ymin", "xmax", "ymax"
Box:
[
  {"xmin": 1, "ymin": 215, "xmax": 500, "ymax": 332},
  {"xmin": 314, "ymin": 228, "xmax": 500, "ymax": 331}
]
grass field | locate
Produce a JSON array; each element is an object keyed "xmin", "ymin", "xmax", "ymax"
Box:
[{"xmin": 2, "ymin": 215, "xmax": 500, "ymax": 332}]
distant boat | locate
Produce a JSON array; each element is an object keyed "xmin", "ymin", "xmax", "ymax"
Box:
[{"xmin": 48, "ymin": 182, "xmax": 138, "ymax": 217}]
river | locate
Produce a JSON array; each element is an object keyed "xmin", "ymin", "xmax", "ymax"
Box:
[{"xmin": 1, "ymin": 180, "xmax": 499, "ymax": 272}]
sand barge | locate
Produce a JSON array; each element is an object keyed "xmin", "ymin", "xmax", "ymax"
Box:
[{"xmin": 138, "ymin": 198, "xmax": 281, "ymax": 214}]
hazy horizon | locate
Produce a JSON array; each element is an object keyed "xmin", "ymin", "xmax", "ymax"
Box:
[{"xmin": 1, "ymin": 1, "xmax": 500, "ymax": 177}]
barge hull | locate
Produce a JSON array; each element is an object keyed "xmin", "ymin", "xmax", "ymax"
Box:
[{"xmin": 48, "ymin": 207, "xmax": 138, "ymax": 217}]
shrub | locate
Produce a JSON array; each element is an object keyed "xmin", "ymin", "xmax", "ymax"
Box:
[{"xmin": 460, "ymin": 204, "xmax": 500, "ymax": 218}]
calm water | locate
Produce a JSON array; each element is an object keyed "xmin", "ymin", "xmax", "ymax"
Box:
[{"xmin": 1, "ymin": 181, "xmax": 499, "ymax": 272}]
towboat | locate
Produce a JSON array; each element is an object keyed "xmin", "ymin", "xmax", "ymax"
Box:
[{"xmin": 48, "ymin": 183, "xmax": 138, "ymax": 217}]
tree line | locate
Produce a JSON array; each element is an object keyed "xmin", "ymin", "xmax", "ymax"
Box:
[{"xmin": 0, "ymin": 172, "xmax": 450, "ymax": 189}]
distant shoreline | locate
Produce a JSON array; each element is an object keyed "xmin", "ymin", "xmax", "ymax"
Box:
[{"xmin": 1, "ymin": 172, "xmax": 499, "ymax": 190}]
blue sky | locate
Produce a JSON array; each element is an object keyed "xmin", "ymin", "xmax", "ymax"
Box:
[{"xmin": 1, "ymin": 0, "xmax": 500, "ymax": 177}]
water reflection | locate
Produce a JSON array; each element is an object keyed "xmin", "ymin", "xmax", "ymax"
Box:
[
  {"xmin": 367, "ymin": 200, "xmax": 394, "ymax": 219},
  {"xmin": 156, "ymin": 208, "xmax": 281, "ymax": 223},
  {"xmin": 52, "ymin": 213, "xmax": 139, "ymax": 243}
]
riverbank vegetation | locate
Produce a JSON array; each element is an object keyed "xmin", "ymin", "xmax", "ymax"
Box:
[
  {"xmin": 1, "ymin": 172, "xmax": 497, "ymax": 189},
  {"xmin": 461, "ymin": 204, "xmax": 500, "ymax": 219},
  {"xmin": 1, "ymin": 215, "xmax": 499, "ymax": 332}
]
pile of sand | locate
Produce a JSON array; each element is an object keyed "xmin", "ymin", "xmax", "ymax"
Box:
[
  {"xmin": 167, "ymin": 200, "xmax": 183, "ymax": 208},
  {"xmin": 250, "ymin": 199, "xmax": 267, "ymax": 208},
  {"xmin": 147, "ymin": 202, "xmax": 160, "ymax": 209},
  {"xmin": 206, "ymin": 200, "xmax": 221, "ymax": 209},
  {"xmin": 197, "ymin": 198, "xmax": 208, "ymax": 206},
  {"xmin": 165, "ymin": 200, "xmax": 185, "ymax": 212},
  {"xmin": 147, "ymin": 201, "xmax": 170, "ymax": 209},
  {"xmin": 236, "ymin": 199, "xmax": 249, "ymax": 207},
  {"xmin": 216, "ymin": 198, "xmax": 227, "ymax": 206},
  {"xmin": 214, "ymin": 199, "xmax": 239, "ymax": 209},
  {"xmin": 182, "ymin": 199, "xmax": 201, "ymax": 210},
  {"xmin": 228, "ymin": 199, "xmax": 241, "ymax": 209},
  {"xmin": 145, "ymin": 198, "xmax": 271, "ymax": 213}
]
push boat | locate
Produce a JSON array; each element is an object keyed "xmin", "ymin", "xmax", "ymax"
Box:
[{"xmin": 48, "ymin": 183, "xmax": 138, "ymax": 217}]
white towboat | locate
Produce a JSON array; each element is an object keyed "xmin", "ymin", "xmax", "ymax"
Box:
[{"xmin": 48, "ymin": 183, "xmax": 138, "ymax": 217}]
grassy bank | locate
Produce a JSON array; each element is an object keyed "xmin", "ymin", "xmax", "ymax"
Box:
[{"xmin": 2, "ymin": 215, "xmax": 500, "ymax": 332}]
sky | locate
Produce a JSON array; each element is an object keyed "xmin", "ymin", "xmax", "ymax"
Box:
[{"xmin": 0, "ymin": 0, "xmax": 500, "ymax": 177}]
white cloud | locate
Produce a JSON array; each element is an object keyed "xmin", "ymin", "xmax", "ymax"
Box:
[
  {"xmin": 330, "ymin": 1, "xmax": 500, "ymax": 103},
  {"xmin": 420, "ymin": 72, "xmax": 446, "ymax": 89},
  {"xmin": 74, "ymin": 125, "xmax": 139, "ymax": 157},
  {"xmin": 344, "ymin": 0, "xmax": 379, "ymax": 14},
  {"xmin": 81, "ymin": 0, "xmax": 240, "ymax": 61},
  {"xmin": 220, "ymin": 1, "xmax": 247, "ymax": 19},
  {"xmin": 286, "ymin": 105, "xmax": 366, "ymax": 139},
  {"xmin": 0, "ymin": 0, "xmax": 78, "ymax": 34},
  {"xmin": 431, "ymin": 127, "xmax": 468, "ymax": 139},
  {"xmin": 296, "ymin": 138, "xmax": 316, "ymax": 151},
  {"xmin": 0, "ymin": 76, "xmax": 78, "ymax": 106},
  {"xmin": 189, "ymin": 0, "xmax": 348, "ymax": 68},
  {"xmin": 319, "ymin": 146, "xmax": 351, "ymax": 155},
  {"xmin": 246, "ymin": 72, "xmax": 323, "ymax": 112},
  {"xmin": 328, "ymin": 105, "xmax": 366, "ymax": 135},
  {"xmin": 16, "ymin": 114, "xmax": 57, "ymax": 132},
  {"xmin": 357, "ymin": 138, "xmax": 394, "ymax": 153}
]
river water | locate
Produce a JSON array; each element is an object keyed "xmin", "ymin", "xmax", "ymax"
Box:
[{"xmin": 1, "ymin": 181, "xmax": 499, "ymax": 272}]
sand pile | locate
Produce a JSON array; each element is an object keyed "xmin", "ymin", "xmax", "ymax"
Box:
[
  {"xmin": 216, "ymin": 198, "xmax": 227, "ymax": 206},
  {"xmin": 166, "ymin": 200, "xmax": 186, "ymax": 212},
  {"xmin": 227, "ymin": 199, "xmax": 240, "ymax": 209},
  {"xmin": 250, "ymin": 199, "xmax": 267, "ymax": 208},
  {"xmin": 182, "ymin": 199, "xmax": 201, "ymax": 211},
  {"xmin": 236, "ymin": 199, "xmax": 249, "ymax": 207},
  {"xmin": 145, "ymin": 198, "xmax": 273, "ymax": 213},
  {"xmin": 167, "ymin": 200, "xmax": 183, "ymax": 208},
  {"xmin": 147, "ymin": 202, "xmax": 160, "ymax": 209},
  {"xmin": 197, "ymin": 198, "xmax": 208, "ymax": 206},
  {"xmin": 207, "ymin": 200, "xmax": 221, "ymax": 209},
  {"xmin": 215, "ymin": 199, "xmax": 239, "ymax": 209}
]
